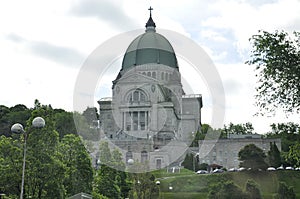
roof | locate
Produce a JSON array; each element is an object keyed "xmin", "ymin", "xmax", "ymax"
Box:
[
  {"xmin": 68, "ymin": 193, "xmax": 92, "ymax": 199},
  {"xmin": 120, "ymin": 12, "xmax": 178, "ymax": 71}
]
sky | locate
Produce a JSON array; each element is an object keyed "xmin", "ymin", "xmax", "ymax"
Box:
[{"xmin": 0, "ymin": 0, "xmax": 300, "ymax": 133}]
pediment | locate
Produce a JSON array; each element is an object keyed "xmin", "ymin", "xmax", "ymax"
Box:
[{"xmin": 118, "ymin": 72, "xmax": 158, "ymax": 84}]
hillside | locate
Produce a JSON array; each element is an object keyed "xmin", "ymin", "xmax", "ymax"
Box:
[{"xmin": 153, "ymin": 169, "xmax": 300, "ymax": 199}]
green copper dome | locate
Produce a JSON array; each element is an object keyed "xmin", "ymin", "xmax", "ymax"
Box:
[{"xmin": 121, "ymin": 14, "xmax": 178, "ymax": 70}]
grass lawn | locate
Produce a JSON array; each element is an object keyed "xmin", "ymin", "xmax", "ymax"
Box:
[{"xmin": 153, "ymin": 169, "xmax": 300, "ymax": 198}]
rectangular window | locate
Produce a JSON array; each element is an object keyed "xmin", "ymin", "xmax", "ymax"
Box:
[
  {"xmin": 125, "ymin": 112, "xmax": 131, "ymax": 131},
  {"xmin": 133, "ymin": 111, "xmax": 138, "ymax": 130},
  {"xmin": 123, "ymin": 111, "xmax": 148, "ymax": 131},
  {"xmin": 156, "ymin": 159, "xmax": 162, "ymax": 169},
  {"xmin": 133, "ymin": 91, "xmax": 139, "ymax": 101},
  {"xmin": 140, "ymin": 111, "xmax": 145, "ymax": 130}
]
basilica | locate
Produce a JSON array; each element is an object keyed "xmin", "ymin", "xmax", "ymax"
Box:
[{"xmin": 98, "ymin": 9, "xmax": 202, "ymax": 171}]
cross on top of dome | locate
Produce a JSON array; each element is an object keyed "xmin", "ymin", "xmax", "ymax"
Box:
[{"xmin": 148, "ymin": 6, "xmax": 153, "ymax": 17}]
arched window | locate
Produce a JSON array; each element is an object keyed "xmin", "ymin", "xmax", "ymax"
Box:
[
  {"xmin": 126, "ymin": 89, "xmax": 148, "ymax": 102},
  {"xmin": 152, "ymin": 71, "xmax": 156, "ymax": 78},
  {"xmin": 147, "ymin": 72, "xmax": 151, "ymax": 77},
  {"xmin": 161, "ymin": 72, "xmax": 164, "ymax": 80},
  {"xmin": 165, "ymin": 73, "xmax": 168, "ymax": 81}
]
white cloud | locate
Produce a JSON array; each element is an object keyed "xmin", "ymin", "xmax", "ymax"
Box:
[
  {"xmin": 0, "ymin": 0, "xmax": 299, "ymax": 133},
  {"xmin": 200, "ymin": 29, "xmax": 228, "ymax": 43},
  {"xmin": 202, "ymin": 0, "xmax": 300, "ymax": 50}
]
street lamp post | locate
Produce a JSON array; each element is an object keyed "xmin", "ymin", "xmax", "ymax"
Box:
[{"xmin": 11, "ymin": 117, "xmax": 45, "ymax": 199}]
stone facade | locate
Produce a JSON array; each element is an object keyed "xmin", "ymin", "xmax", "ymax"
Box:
[
  {"xmin": 198, "ymin": 135, "xmax": 281, "ymax": 169},
  {"xmin": 97, "ymin": 14, "xmax": 202, "ymax": 171}
]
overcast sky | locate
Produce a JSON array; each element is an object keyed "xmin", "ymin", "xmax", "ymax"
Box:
[{"xmin": 1, "ymin": 0, "xmax": 299, "ymax": 133}]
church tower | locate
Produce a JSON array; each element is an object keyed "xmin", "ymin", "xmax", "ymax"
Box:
[{"xmin": 98, "ymin": 8, "xmax": 202, "ymax": 171}]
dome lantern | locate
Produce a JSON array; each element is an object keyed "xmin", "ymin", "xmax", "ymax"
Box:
[{"xmin": 145, "ymin": 6, "xmax": 156, "ymax": 32}]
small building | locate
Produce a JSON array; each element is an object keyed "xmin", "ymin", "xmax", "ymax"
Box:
[
  {"xmin": 68, "ymin": 193, "xmax": 92, "ymax": 199},
  {"xmin": 198, "ymin": 134, "xmax": 281, "ymax": 169}
]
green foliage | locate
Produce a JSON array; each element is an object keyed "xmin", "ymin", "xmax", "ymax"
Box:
[
  {"xmin": 25, "ymin": 105, "xmax": 66, "ymax": 198},
  {"xmin": 154, "ymin": 170, "xmax": 300, "ymax": 198},
  {"xmin": 82, "ymin": 107, "xmax": 99, "ymax": 127},
  {"xmin": 94, "ymin": 165, "xmax": 130, "ymax": 199},
  {"xmin": 266, "ymin": 122, "xmax": 300, "ymax": 152},
  {"xmin": 0, "ymin": 101, "xmax": 95, "ymax": 198},
  {"xmin": 54, "ymin": 111, "xmax": 77, "ymax": 139},
  {"xmin": 92, "ymin": 192, "xmax": 109, "ymax": 199},
  {"xmin": 274, "ymin": 182, "xmax": 296, "ymax": 199},
  {"xmin": 182, "ymin": 153, "xmax": 199, "ymax": 172},
  {"xmin": 94, "ymin": 165, "xmax": 122, "ymax": 199},
  {"xmin": 59, "ymin": 134, "xmax": 93, "ymax": 197},
  {"xmin": 193, "ymin": 123, "xmax": 256, "ymax": 141},
  {"xmin": 245, "ymin": 179, "xmax": 262, "ymax": 199},
  {"xmin": 223, "ymin": 122, "xmax": 255, "ymax": 135},
  {"xmin": 0, "ymin": 104, "xmax": 31, "ymax": 137},
  {"xmin": 98, "ymin": 141, "xmax": 112, "ymax": 165},
  {"xmin": 93, "ymin": 141, "xmax": 129, "ymax": 199},
  {"xmin": 208, "ymin": 180, "xmax": 246, "ymax": 199},
  {"xmin": 73, "ymin": 112, "xmax": 99, "ymax": 141},
  {"xmin": 128, "ymin": 172, "xmax": 159, "ymax": 199},
  {"xmin": 286, "ymin": 143, "xmax": 300, "ymax": 167},
  {"xmin": 239, "ymin": 144, "xmax": 268, "ymax": 170},
  {"xmin": 0, "ymin": 136, "xmax": 23, "ymax": 197},
  {"xmin": 191, "ymin": 124, "xmax": 224, "ymax": 145},
  {"xmin": 268, "ymin": 142, "xmax": 282, "ymax": 168},
  {"xmin": 191, "ymin": 131, "xmax": 202, "ymax": 146},
  {"xmin": 246, "ymin": 30, "xmax": 300, "ymax": 114},
  {"xmin": 199, "ymin": 163, "xmax": 209, "ymax": 171}
]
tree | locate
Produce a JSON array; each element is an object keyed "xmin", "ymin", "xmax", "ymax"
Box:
[
  {"xmin": 0, "ymin": 104, "xmax": 31, "ymax": 137},
  {"xmin": 0, "ymin": 136, "xmax": 23, "ymax": 198},
  {"xmin": 73, "ymin": 112, "xmax": 99, "ymax": 141},
  {"xmin": 128, "ymin": 172, "xmax": 159, "ymax": 199},
  {"xmin": 190, "ymin": 124, "xmax": 225, "ymax": 146},
  {"xmin": 198, "ymin": 163, "xmax": 209, "ymax": 171},
  {"xmin": 54, "ymin": 111, "xmax": 77, "ymax": 139},
  {"xmin": 275, "ymin": 182, "xmax": 296, "ymax": 199},
  {"xmin": 208, "ymin": 181, "xmax": 246, "ymax": 199},
  {"xmin": 182, "ymin": 153, "xmax": 200, "ymax": 171},
  {"xmin": 94, "ymin": 165, "xmax": 121, "ymax": 199},
  {"xmin": 266, "ymin": 122, "xmax": 300, "ymax": 152},
  {"xmin": 93, "ymin": 141, "xmax": 130, "ymax": 199},
  {"xmin": 246, "ymin": 30, "xmax": 300, "ymax": 114},
  {"xmin": 58, "ymin": 134, "xmax": 93, "ymax": 197},
  {"xmin": 92, "ymin": 192, "xmax": 109, "ymax": 199},
  {"xmin": 223, "ymin": 122, "xmax": 254, "ymax": 135},
  {"xmin": 82, "ymin": 107, "xmax": 99, "ymax": 127},
  {"xmin": 238, "ymin": 144, "xmax": 268, "ymax": 170},
  {"xmin": 127, "ymin": 161, "xmax": 159, "ymax": 199},
  {"xmin": 182, "ymin": 153, "xmax": 194, "ymax": 171},
  {"xmin": 268, "ymin": 142, "xmax": 282, "ymax": 168},
  {"xmin": 286, "ymin": 143, "xmax": 300, "ymax": 167},
  {"xmin": 25, "ymin": 105, "xmax": 66, "ymax": 198},
  {"xmin": 245, "ymin": 179, "xmax": 262, "ymax": 199}
]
